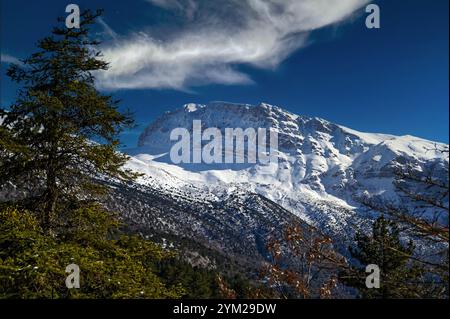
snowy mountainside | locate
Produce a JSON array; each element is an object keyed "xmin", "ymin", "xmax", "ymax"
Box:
[
  {"xmin": 104, "ymin": 178, "xmax": 317, "ymax": 270},
  {"xmin": 125, "ymin": 102, "xmax": 448, "ymax": 243}
]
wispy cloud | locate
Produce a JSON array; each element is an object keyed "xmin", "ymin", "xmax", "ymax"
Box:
[
  {"xmin": 97, "ymin": 0, "xmax": 370, "ymax": 91},
  {"xmin": 98, "ymin": 17, "xmax": 119, "ymax": 41},
  {"xmin": 146, "ymin": 0, "xmax": 198, "ymax": 19},
  {"xmin": 0, "ymin": 53, "xmax": 23, "ymax": 66}
]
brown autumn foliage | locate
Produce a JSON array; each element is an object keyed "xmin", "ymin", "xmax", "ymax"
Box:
[{"xmin": 262, "ymin": 224, "xmax": 348, "ymax": 298}]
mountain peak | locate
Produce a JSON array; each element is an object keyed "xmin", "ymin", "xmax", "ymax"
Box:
[
  {"xmin": 127, "ymin": 101, "xmax": 448, "ymax": 244},
  {"xmin": 136, "ymin": 102, "xmax": 444, "ymax": 156}
]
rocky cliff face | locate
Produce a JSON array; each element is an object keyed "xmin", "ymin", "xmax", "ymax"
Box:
[{"xmin": 126, "ymin": 102, "xmax": 448, "ymax": 245}]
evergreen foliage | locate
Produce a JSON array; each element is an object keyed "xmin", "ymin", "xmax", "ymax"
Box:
[
  {"xmin": 0, "ymin": 205, "xmax": 184, "ymax": 298},
  {"xmin": 340, "ymin": 216, "xmax": 424, "ymax": 298},
  {"xmin": 0, "ymin": 9, "xmax": 136, "ymax": 233},
  {"xmin": 0, "ymin": 9, "xmax": 235, "ymax": 299}
]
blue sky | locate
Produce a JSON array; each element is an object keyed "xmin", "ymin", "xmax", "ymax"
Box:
[{"xmin": 1, "ymin": 0, "xmax": 448, "ymax": 147}]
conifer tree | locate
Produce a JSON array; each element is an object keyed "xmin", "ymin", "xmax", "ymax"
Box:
[
  {"xmin": 0, "ymin": 10, "xmax": 135, "ymax": 232},
  {"xmin": 340, "ymin": 216, "xmax": 423, "ymax": 298},
  {"xmin": 359, "ymin": 160, "xmax": 449, "ymax": 298},
  {"xmin": 0, "ymin": 10, "xmax": 187, "ymax": 299}
]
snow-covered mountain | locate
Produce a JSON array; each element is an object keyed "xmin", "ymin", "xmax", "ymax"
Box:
[
  {"xmin": 123, "ymin": 102, "xmax": 448, "ymax": 247},
  {"xmin": 2, "ymin": 102, "xmax": 445, "ymax": 269}
]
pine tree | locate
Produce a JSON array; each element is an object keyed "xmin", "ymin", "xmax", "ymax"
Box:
[
  {"xmin": 0, "ymin": 9, "xmax": 187, "ymax": 299},
  {"xmin": 0, "ymin": 9, "xmax": 136, "ymax": 233},
  {"xmin": 360, "ymin": 159, "xmax": 449, "ymax": 298},
  {"xmin": 340, "ymin": 216, "xmax": 423, "ymax": 298}
]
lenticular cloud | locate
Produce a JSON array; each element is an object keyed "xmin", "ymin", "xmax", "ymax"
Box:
[{"xmin": 97, "ymin": 0, "xmax": 369, "ymax": 91}]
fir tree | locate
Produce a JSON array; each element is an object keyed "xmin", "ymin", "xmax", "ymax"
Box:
[
  {"xmin": 360, "ymin": 160, "xmax": 449, "ymax": 298},
  {"xmin": 0, "ymin": 9, "xmax": 136, "ymax": 233},
  {"xmin": 340, "ymin": 216, "xmax": 423, "ymax": 298},
  {"xmin": 0, "ymin": 9, "xmax": 185, "ymax": 299}
]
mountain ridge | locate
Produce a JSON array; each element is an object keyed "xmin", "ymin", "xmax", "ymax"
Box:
[{"xmin": 127, "ymin": 102, "xmax": 448, "ymax": 241}]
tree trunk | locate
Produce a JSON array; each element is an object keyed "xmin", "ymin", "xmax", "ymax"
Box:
[
  {"xmin": 42, "ymin": 152, "xmax": 58, "ymax": 234},
  {"xmin": 43, "ymin": 187, "xmax": 58, "ymax": 234}
]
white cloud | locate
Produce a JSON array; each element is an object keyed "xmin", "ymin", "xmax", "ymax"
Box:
[
  {"xmin": 146, "ymin": 0, "xmax": 198, "ymax": 17},
  {"xmin": 0, "ymin": 53, "xmax": 23, "ymax": 66},
  {"xmin": 98, "ymin": 17, "xmax": 119, "ymax": 40},
  {"xmin": 97, "ymin": 0, "xmax": 369, "ymax": 90},
  {"xmin": 146, "ymin": 0, "xmax": 182, "ymax": 9}
]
